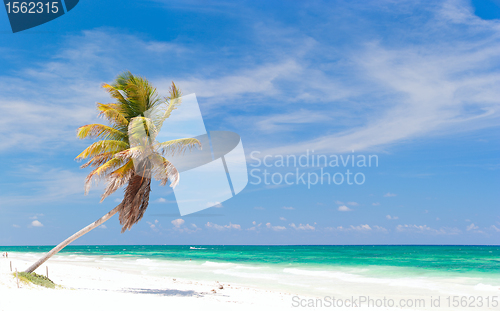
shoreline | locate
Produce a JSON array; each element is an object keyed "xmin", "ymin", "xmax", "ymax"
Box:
[{"xmin": 1, "ymin": 249, "xmax": 498, "ymax": 311}]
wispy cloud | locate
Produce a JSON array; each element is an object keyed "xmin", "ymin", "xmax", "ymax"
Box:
[
  {"xmin": 338, "ymin": 205, "xmax": 352, "ymax": 212},
  {"xmin": 254, "ymin": 110, "xmax": 331, "ymax": 132},
  {"xmin": 205, "ymin": 222, "xmax": 241, "ymax": 231},
  {"xmin": 266, "ymin": 222, "xmax": 286, "ymax": 231},
  {"xmin": 171, "ymin": 219, "xmax": 185, "ymax": 228},
  {"xmin": 396, "ymin": 224, "xmax": 461, "ymax": 235},
  {"xmin": 0, "ymin": 166, "xmax": 94, "ymax": 206},
  {"xmin": 489, "ymin": 225, "xmax": 500, "ymax": 232},
  {"xmin": 30, "ymin": 220, "xmax": 43, "ymax": 227},
  {"xmin": 326, "ymin": 224, "xmax": 387, "ymax": 233},
  {"xmin": 466, "ymin": 223, "xmax": 479, "ymax": 231},
  {"xmin": 289, "ymin": 223, "xmax": 315, "ymax": 231}
]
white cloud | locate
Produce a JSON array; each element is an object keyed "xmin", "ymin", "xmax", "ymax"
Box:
[
  {"xmin": 372, "ymin": 225, "xmax": 388, "ymax": 233},
  {"xmin": 169, "ymin": 219, "xmax": 200, "ymax": 233},
  {"xmin": 205, "ymin": 222, "xmax": 241, "ymax": 231},
  {"xmin": 99, "ymin": 225, "xmax": 107, "ymax": 229},
  {"xmin": 171, "ymin": 219, "xmax": 185, "ymax": 228},
  {"xmin": 335, "ymin": 200, "xmax": 344, "ymax": 205},
  {"xmin": 279, "ymin": 217, "xmax": 286, "ymax": 221},
  {"xmin": 386, "ymin": 215, "xmax": 399, "ymax": 220},
  {"xmin": 0, "ymin": 167, "xmax": 93, "ymax": 206},
  {"xmin": 171, "ymin": 60, "xmax": 301, "ymax": 100},
  {"xmin": 338, "ymin": 205, "xmax": 352, "ymax": 212},
  {"xmin": 326, "ymin": 224, "xmax": 387, "ymax": 233},
  {"xmin": 266, "ymin": 223, "xmax": 287, "ymax": 231},
  {"xmin": 157, "ymin": 198, "xmax": 167, "ymax": 203},
  {"xmin": 254, "ymin": 206, "xmax": 265, "ymax": 210},
  {"xmin": 257, "ymin": 2, "xmax": 500, "ymax": 156},
  {"xmin": 255, "ymin": 109, "xmax": 331, "ymax": 132},
  {"xmin": 372, "ymin": 202, "xmax": 380, "ymax": 206},
  {"xmin": 489, "ymin": 225, "xmax": 500, "ymax": 232},
  {"xmin": 12, "ymin": 224, "xmax": 20, "ymax": 228},
  {"xmin": 396, "ymin": 224, "xmax": 460, "ymax": 235},
  {"xmin": 466, "ymin": 223, "xmax": 479, "ymax": 231},
  {"xmin": 247, "ymin": 221, "xmax": 262, "ymax": 231},
  {"xmin": 289, "ymin": 223, "xmax": 315, "ymax": 231},
  {"xmin": 31, "ymin": 220, "xmax": 43, "ymax": 227},
  {"xmin": 3, "ymin": 0, "xmax": 500, "ymax": 161},
  {"xmin": 384, "ymin": 193, "xmax": 397, "ymax": 197},
  {"xmin": 350, "ymin": 224, "xmax": 372, "ymax": 231},
  {"xmin": 347, "ymin": 202, "xmax": 359, "ymax": 206},
  {"xmin": 282, "ymin": 206, "xmax": 295, "ymax": 210}
]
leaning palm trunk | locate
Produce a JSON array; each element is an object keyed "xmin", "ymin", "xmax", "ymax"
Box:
[{"xmin": 24, "ymin": 205, "xmax": 121, "ymax": 274}]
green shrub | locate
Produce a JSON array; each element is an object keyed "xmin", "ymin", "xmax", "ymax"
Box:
[{"xmin": 14, "ymin": 272, "xmax": 56, "ymax": 289}]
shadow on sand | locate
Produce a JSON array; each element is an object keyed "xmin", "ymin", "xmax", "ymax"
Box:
[{"xmin": 120, "ymin": 287, "xmax": 203, "ymax": 297}]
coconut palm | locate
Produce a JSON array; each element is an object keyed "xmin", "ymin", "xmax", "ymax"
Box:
[{"xmin": 25, "ymin": 72, "xmax": 200, "ymax": 274}]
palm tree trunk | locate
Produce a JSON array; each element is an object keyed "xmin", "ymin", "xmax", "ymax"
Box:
[{"xmin": 24, "ymin": 204, "xmax": 121, "ymax": 274}]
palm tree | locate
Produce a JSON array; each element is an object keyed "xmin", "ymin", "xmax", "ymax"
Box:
[{"xmin": 25, "ymin": 72, "xmax": 200, "ymax": 274}]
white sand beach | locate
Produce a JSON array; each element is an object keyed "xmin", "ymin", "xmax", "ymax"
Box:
[
  {"xmin": 0, "ymin": 256, "xmax": 308, "ymax": 311},
  {"xmin": 1, "ymin": 253, "xmax": 496, "ymax": 311}
]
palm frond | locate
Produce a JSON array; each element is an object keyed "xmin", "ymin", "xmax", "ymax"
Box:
[
  {"xmin": 77, "ymin": 124, "xmax": 126, "ymax": 141},
  {"xmin": 75, "ymin": 140, "xmax": 129, "ymax": 161},
  {"xmin": 156, "ymin": 82, "xmax": 182, "ymax": 130},
  {"xmin": 84, "ymin": 158, "xmax": 123, "ymax": 194},
  {"xmin": 101, "ymin": 160, "xmax": 135, "ymax": 201},
  {"xmin": 114, "ymin": 146, "xmax": 145, "ymax": 160},
  {"xmin": 96, "ymin": 103, "xmax": 129, "ymax": 127},
  {"xmin": 150, "ymin": 154, "xmax": 180, "ymax": 187},
  {"xmin": 128, "ymin": 116, "xmax": 159, "ymax": 144},
  {"xmin": 102, "ymin": 83, "xmax": 128, "ymax": 106},
  {"xmin": 80, "ymin": 152, "xmax": 115, "ymax": 168},
  {"xmin": 118, "ymin": 174, "xmax": 151, "ymax": 232},
  {"xmin": 155, "ymin": 138, "xmax": 201, "ymax": 157}
]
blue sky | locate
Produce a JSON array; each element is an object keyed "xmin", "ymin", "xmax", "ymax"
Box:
[{"xmin": 0, "ymin": 0, "xmax": 499, "ymax": 245}]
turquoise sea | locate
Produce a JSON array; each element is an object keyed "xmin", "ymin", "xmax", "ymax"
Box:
[{"xmin": 1, "ymin": 245, "xmax": 499, "ymax": 298}]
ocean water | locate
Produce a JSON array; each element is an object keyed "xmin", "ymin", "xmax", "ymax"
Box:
[{"xmin": 1, "ymin": 245, "xmax": 499, "ymax": 299}]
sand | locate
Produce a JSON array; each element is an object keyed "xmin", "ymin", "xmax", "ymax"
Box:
[
  {"xmin": 0, "ymin": 256, "xmax": 429, "ymax": 311},
  {"xmin": 0, "ymin": 256, "xmax": 319, "ymax": 311}
]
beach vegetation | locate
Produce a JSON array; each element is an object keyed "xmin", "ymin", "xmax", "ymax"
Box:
[{"xmin": 15, "ymin": 272, "xmax": 56, "ymax": 289}]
